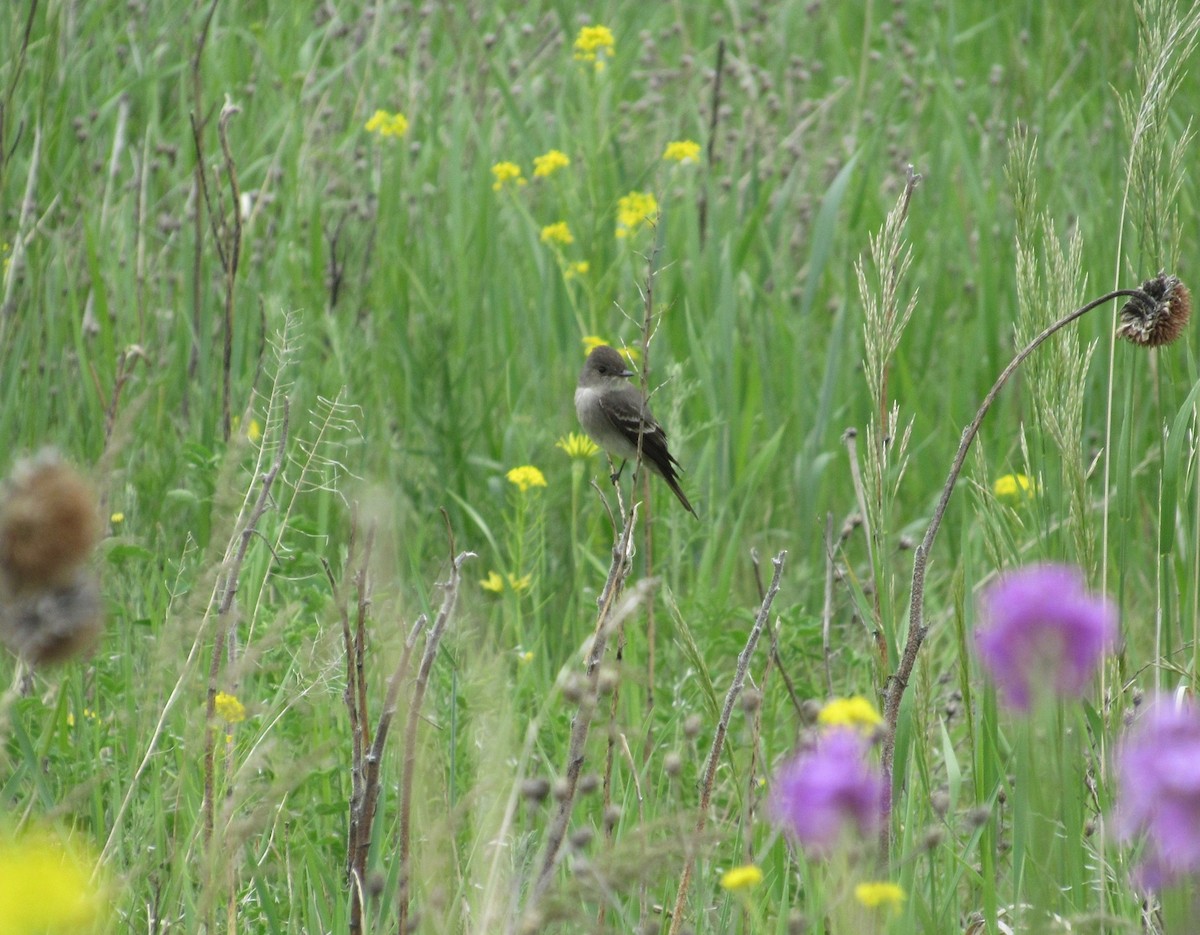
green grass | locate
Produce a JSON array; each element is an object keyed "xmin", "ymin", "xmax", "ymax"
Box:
[{"xmin": 1, "ymin": 0, "xmax": 1199, "ymax": 931}]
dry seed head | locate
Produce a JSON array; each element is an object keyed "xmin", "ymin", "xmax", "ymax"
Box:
[
  {"xmin": 0, "ymin": 452, "xmax": 99, "ymax": 592},
  {"xmin": 1116, "ymin": 273, "xmax": 1192, "ymax": 347},
  {"xmin": 0, "ymin": 569, "xmax": 102, "ymax": 665}
]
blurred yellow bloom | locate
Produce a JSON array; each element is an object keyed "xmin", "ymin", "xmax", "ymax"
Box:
[
  {"xmin": 616, "ymin": 191, "xmax": 658, "ymax": 238},
  {"xmin": 481, "ymin": 571, "xmax": 532, "ymax": 594},
  {"xmin": 491, "ymin": 161, "xmax": 526, "ymax": 191},
  {"xmin": 993, "ymin": 473, "xmax": 1035, "ymax": 500},
  {"xmin": 818, "ymin": 695, "xmax": 883, "ymax": 734},
  {"xmin": 573, "ymin": 24, "xmax": 615, "ymax": 69},
  {"xmin": 110, "ymin": 512, "xmax": 124, "ymax": 524},
  {"xmin": 0, "ymin": 829, "xmax": 108, "ymax": 933},
  {"xmin": 564, "ymin": 260, "xmax": 590, "ymax": 280},
  {"xmin": 663, "ymin": 140, "xmax": 701, "ymax": 163},
  {"xmin": 533, "ymin": 149, "xmax": 570, "ymax": 177},
  {"xmin": 246, "ymin": 418, "xmax": 262, "ymax": 442},
  {"xmin": 506, "ymin": 465, "xmax": 547, "ymax": 492},
  {"xmin": 517, "ymin": 650, "xmax": 534, "ymax": 664},
  {"xmin": 854, "ymin": 881, "xmax": 905, "ymax": 909},
  {"xmin": 557, "ymin": 432, "xmax": 599, "ymax": 459},
  {"xmin": 540, "ymin": 221, "xmax": 574, "ymax": 245},
  {"xmin": 719, "ymin": 864, "xmax": 763, "ymax": 891},
  {"xmin": 364, "ymin": 109, "xmax": 409, "ymax": 138},
  {"xmin": 214, "ymin": 692, "xmax": 246, "ymax": 724}
]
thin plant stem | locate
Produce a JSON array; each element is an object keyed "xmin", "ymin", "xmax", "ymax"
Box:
[{"xmin": 881, "ymin": 288, "xmax": 1147, "ymax": 779}]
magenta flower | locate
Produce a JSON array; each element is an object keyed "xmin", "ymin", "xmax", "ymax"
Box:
[
  {"xmin": 1116, "ymin": 696, "xmax": 1200, "ymax": 888},
  {"xmin": 974, "ymin": 564, "xmax": 1116, "ymax": 711},
  {"xmin": 768, "ymin": 728, "xmax": 887, "ymax": 855}
]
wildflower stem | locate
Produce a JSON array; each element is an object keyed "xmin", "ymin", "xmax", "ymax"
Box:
[
  {"xmin": 882, "ymin": 287, "xmax": 1146, "ymax": 779},
  {"xmin": 667, "ymin": 551, "xmax": 786, "ymax": 935},
  {"xmin": 397, "ymin": 527, "xmax": 474, "ymax": 934}
]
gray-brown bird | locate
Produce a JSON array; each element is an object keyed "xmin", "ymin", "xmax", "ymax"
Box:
[{"xmin": 574, "ymin": 345, "xmax": 697, "ymax": 517}]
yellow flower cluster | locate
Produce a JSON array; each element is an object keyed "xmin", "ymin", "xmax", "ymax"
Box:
[
  {"xmin": 481, "ymin": 571, "xmax": 533, "ymax": 594},
  {"xmin": 719, "ymin": 864, "xmax": 763, "ymax": 891},
  {"xmin": 214, "ymin": 691, "xmax": 247, "ymax": 724},
  {"xmin": 854, "ymin": 881, "xmax": 905, "ymax": 909},
  {"xmin": 573, "ymin": 25, "xmax": 615, "ymax": 69},
  {"xmin": 0, "ymin": 829, "xmax": 108, "ymax": 932},
  {"xmin": 993, "ymin": 473, "xmax": 1035, "ymax": 501},
  {"xmin": 556, "ymin": 432, "xmax": 599, "ymax": 459},
  {"xmin": 491, "ymin": 161, "xmax": 526, "ymax": 191},
  {"xmin": 663, "ymin": 140, "xmax": 701, "ymax": 163},
  {"xmin": 534, "ymin": 149, "xmax": 571, "ymax": 177},
  {"xmin": 818, "ymin": 695, "xmax": 883, "ymax": 734},
  {"xmin": 540, "ymin": 221, "xmax": 574, "ymax": 245},
  {"xmin": 506, "ymin": 465, "xmax": 547, "ymax": 492},
  {"xmin": 364, "ymin": 109, "xmax": 409, "ymax": 138},
  {"xmin": 563, "ymin": 260, "xmax": 589, "ymax": 280},
  {"xmin": 616, "ymin": 191, "xmax": 658, "ymax": 239}
]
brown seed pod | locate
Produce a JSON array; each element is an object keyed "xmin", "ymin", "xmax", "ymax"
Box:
[
  {"xmin": 1116, "ymin": 273, "xmax": 1192, "ymax": 347},
  {"xmin": 0, "ymin": 452, "xmax": 99, "ymax": 593}
]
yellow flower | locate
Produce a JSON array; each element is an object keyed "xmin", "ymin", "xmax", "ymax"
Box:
[
  {"xmin": 573, "ymin": 24, "xmax": 615, "ymax": 68},
  {"xmin": 364, "ymin": 109, "xmax": 409, "ymax": 138},
  {"xmin": 110, "ymin": 512, "xmax": 124, "ymax": 524},
  {"xmin": 481, "ymin": 571, "xmax": 505, "ymax": 593},
  {"xmin": 719, "ymin": 864, "xmax": 764, "ymax": 891},
  {"xmin": 854, "ymin": 881, "xmax": 905, "ymax": 910},
  {"xmin": 246, "ymin": 418, "xmax": 262, "ymax": 442},
  {"xmin": 663, "ymin": 140, "xmax": 702, "ymax": 164},
  {"xmin": 818, "ymin": 696, "xmax": 883, "ymax": 734},
  {"xmin": 517, "ymin": 650, "xmax": 534, "ymax": 665},
  {"xmin": 557, "ymin": 432, "xmax": 599, "ymax": 459},
  {"xmin": 491, "ymin": 161, "xmax": 526, "ymax": 192},
  {"xmin": 616, "ymin": 191, "xmax": 658, "ymax": 238},
  {"xmin": 507, "ymin": 573, "xmax": 532, "ymax": 593},
  {"xmin": 540, "ymin": 221, "xmax": 574, "ymax": 245},
  {"xmin": 506, "ymin": 465, "xmax": 547, "ymax": 492},
  {"xmin": 533, "ymin": 149, "xmax": 571, "ymax": 177},
  {"xmin": 0, "ymin": 829, "xmax": 108, "ymax": 933},
  {"xmin": 993, "ymin": 473, "xmax": 1035, "ymax": 500},
  {"xmin": 564, "ymin": 260, "xmax": 590, "ymax": 280},
  {"xmin": 214, "ymin": 691, "xmax": 247, "ymax": 724}
]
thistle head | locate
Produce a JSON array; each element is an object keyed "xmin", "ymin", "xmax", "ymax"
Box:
[{"xmin": 1116, "ymin": 272, "xmax": 1191, "ymax": 347}]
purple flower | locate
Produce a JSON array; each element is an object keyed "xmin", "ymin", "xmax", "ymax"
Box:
[
  {"xmin": 768, "ymin": 728, "xmax": 887, "ymax": 855},
  {"xmin": 1116, "ymin": 696, "xmax": 1200, "ymax": 888},
  {"xmin": 974, "ymin": 564, "xmax": 1116, "ymax": 711}
]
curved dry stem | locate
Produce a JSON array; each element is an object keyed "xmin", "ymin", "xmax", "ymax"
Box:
[{"xmin": 881, "ymin": 287, "xmax": 1145, "ymax": 779}]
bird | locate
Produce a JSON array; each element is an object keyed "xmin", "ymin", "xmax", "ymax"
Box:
[{"xmin": 574, "ymin": 345, "xmax": 697, "ymax": 517}]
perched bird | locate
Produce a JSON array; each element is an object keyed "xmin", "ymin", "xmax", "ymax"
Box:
[{"xmin": 574, "ymin": 345, "xmax": 697, "ymax": 517}]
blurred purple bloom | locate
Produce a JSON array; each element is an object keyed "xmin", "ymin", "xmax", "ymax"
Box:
[
  {"xmin": 975, "ymin": 564, "xmax": 1116, "ymax": 710},
  {"xmin": 768, "ymin": 728, "xmax": 886, "ymax": 855},
  {"xmin": 1116, "ymin": 696, "xmax": 1200, "ymax": 888}
]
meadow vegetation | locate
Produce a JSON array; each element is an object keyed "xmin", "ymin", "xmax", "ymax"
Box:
[{"xmin": 2, "ymin": 0, "xmax": 1200, "ymax": 932}]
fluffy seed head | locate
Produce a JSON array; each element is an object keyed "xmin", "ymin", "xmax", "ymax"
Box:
[
  {"xmin": 0, "ymin": 452, "xmax": 99, "ymax": 593},
  {"xmin": 0, "ymin": 570, "xmax": 103, "ymax": 666},
  {"xmin": 1116, "ymin": 273, "xmax": 1192, "ymax": 348}
]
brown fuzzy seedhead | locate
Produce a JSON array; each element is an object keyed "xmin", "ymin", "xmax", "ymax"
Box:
[
  {"xmin": 0, "ymin": 452, "xmax": 99, "ymax": 592},
  {"xmin": 0, "ymin": 451, "xmax": 103, "ymax": 666},
  {"xmin": 1117, "ymin": 273, "xmax": 1192, "ymax": 348}
]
